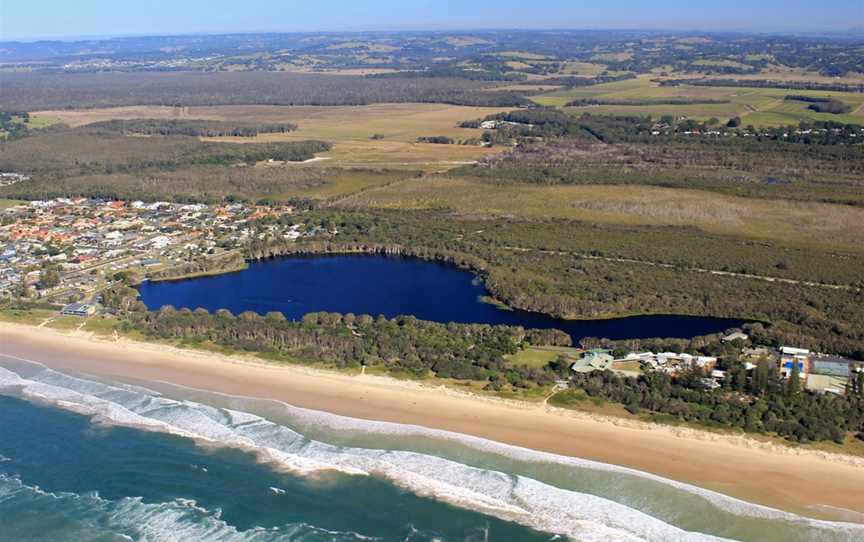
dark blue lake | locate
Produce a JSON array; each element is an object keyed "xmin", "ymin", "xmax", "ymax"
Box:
[{"xmin": 138, "ymin": 255, "xmax": 745, "ymax": 342}]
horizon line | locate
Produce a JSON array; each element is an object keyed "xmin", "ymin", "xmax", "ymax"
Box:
[{"xmin": 3, "ymin": 25, "xmax": 863, "ymax": 44}]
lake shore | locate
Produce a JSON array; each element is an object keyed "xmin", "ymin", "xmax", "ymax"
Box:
[{"xmin": 2, "ymin": 320, "xmax": 864, "ymax": 523}]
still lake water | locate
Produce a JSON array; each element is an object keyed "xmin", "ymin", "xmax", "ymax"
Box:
[
  {"xmin": 139, "ymin": 255, "xmax": 745, "ymax": 342},
  {"xmin": 2, "ymin": 358, "xmax": 862, "ymax": 542}
]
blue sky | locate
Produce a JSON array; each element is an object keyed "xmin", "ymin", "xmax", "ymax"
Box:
[{"xmin": 2, "ymin": 0, "xmax": 862, "ymax": 40}]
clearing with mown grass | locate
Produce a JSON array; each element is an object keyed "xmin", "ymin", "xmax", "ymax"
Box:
[{"xmin": 506, "ymin": 346, "xmax": 581, "ymax": 369}]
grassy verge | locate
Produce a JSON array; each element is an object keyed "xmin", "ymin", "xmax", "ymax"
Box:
[
  {"xmin": 0, "ymin": 199, "xmax": 26, "ymax": 209},
  {"xmin": 0, "ymin": 308, "xmax": 57, "ymax": 326},
  {"xmin": 148, "ymin": 262, "xmax": 249, "ymax": 283}
]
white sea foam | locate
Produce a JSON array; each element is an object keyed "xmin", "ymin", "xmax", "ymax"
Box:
[
  {"xmin": 0, "ymin": 474, "xmax": 376, "ymax": 542},
  {"xmin": 0, "ymin": 363, "xmax": 726, "ymax": 542},
  {"xmin": 2, "ymin": 359, "xmax": 864, "ymax": 542},
  {"xmin": 158, "ymin": 377, "xmax": 864, "ymax": 538}
]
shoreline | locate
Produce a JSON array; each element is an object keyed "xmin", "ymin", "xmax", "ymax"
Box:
[
  {"xmin": 144, "ymin": 247, "xmax": 752, "ymax": 326},
  {"xmin": 2, "ymin": 321, "xmax": 864, "ymax": 523}
]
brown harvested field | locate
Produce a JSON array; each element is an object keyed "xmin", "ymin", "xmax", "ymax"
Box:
[
  {"xmin": 33, "ymin": 103, "xmax": 510, "ymax": 171},
  {"xmin": 294, "ymin": 139, "xmax": 505, "ymax": 171},
  {"xmin": 31, "ymin": 105, "xmax": 190, "ymax": 127},
  {"xmin": 338, "ymin": 176, "xmax": 864, "ymax": 252},
  {"xmin": 32, "ymin": 103, "xmax": 509, "ymax": 138}
]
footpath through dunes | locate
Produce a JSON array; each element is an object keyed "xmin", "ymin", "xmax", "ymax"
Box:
[{"xmin": 2, "ymin": 322, "xmax": 864, "ymax": 531}]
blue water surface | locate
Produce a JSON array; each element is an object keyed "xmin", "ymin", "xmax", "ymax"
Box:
[
  {"xmin": 139, "ymin": 255, "xmax": 745, "ymax": 342},
  {"xmin": 0, "ymin": 394, "xmax": 550, "ymax": 541}
]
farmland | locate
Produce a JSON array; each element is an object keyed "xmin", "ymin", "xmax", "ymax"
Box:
[{"xmin": 532, "ymin": 76, "xmax": 864, "ymax": 126}]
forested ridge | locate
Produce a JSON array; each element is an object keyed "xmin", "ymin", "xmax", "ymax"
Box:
[{"xmin": 0, "ymin": 72, "xmax": 530, "ymax": 111}]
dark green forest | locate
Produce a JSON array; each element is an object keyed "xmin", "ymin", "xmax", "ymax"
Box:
[
  {"xmin": 86, "ymin": 119, "xmax": 299, "ymax": 138},
  {"xmin": 235, "ymin": 209, "xmax": 864, "ymax": 359},
  {"xmin": 562, "ymin": 366, "xmax": 864, "ymax": 444}
]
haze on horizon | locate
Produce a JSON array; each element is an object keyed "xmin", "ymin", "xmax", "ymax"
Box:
[{"xmin": 1, "ymin": 0, "xmax": 863, "ymax": 41}]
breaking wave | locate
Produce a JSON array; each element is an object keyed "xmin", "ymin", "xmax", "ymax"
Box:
[
  {"xmin": 0, "ymin": 474, "xmax": 378, "ymax": 542},
  {"xmin": 1, "ymin": 357, "xmax": 863, "ymax": 542}
]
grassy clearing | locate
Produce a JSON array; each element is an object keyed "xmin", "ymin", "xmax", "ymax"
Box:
[
  {"xmin": 33, "ymin": 103, "xmax": 510, "ymax": 171},
  {"xmin": 692, "ymin": 59, "xmax": 751, "ymax": 69},
  {"xmin": 25, "ymin": 115, "xmax": 62, "ymax": 129},
  {"xmin": 284, "ymin": 138, "xmax": 502, "ymax": 172},
  {"xmin": 558, "ymin": 61, "xmax": 607, "ymax": 76},
  {"xmin": 0, "ymin": 308, "xmax": 57, "ymax": 325},
  {"xmin": 689, "ymin": 66, "xmax": 864, "ymax": 85},
  {"xmin": 495, "ymin": 51, "xmax": 551, "ymax": 60},
  {"xmin": 533, "ymin": 76, "xmax": 864, "ymax": 125},
  {"xmin": 196, "ymin": 103, "xmax": 509, "ymax": 143},
  {"xmin": 613, "ymin": 360, "xmax": 642, "ymax": 373},
  {"xmin": 591, "ymin": 52, "xmax": 633, "ymax": 62},
  {"xmin": 276, "ymin": 169, "xmax": 413, "ymax": 200},
  {"xmin": 0, "ymin": 199, "xmax": 26, "ymax": 209},
  {"xmin": 506, "ymin": 347, "xmax": 571, "ymax": 368},
  {"xmin": 339, "ymin": 176, "xmax": 864, "ymax": 252}
]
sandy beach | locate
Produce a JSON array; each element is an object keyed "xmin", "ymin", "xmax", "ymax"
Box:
[{"xmin": 2, "ymin": 321, "xmax": 864, "ymax": 523}]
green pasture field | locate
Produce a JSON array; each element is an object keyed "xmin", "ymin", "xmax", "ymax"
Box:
[{"xmin": 533, "ymin": 76, "xmax": 864, "ymax": 126}]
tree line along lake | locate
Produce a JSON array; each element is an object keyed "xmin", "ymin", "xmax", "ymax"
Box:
[{"xmin": 137, "ymin": 254, "xmax": 745, "ymax": 343}]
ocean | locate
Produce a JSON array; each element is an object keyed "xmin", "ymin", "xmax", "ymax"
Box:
[{"xmin": 1, "ymin": 357, "xmax": 862, "ymax": 542}]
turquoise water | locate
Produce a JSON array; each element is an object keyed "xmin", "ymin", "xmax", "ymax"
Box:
[
  {"xmin": 0, "ymin": 395, "xmax": 546, "ymax": 541},
  {"xmin": 1, "ymin": 357, "xmax": 863, "ymax": 542}
]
